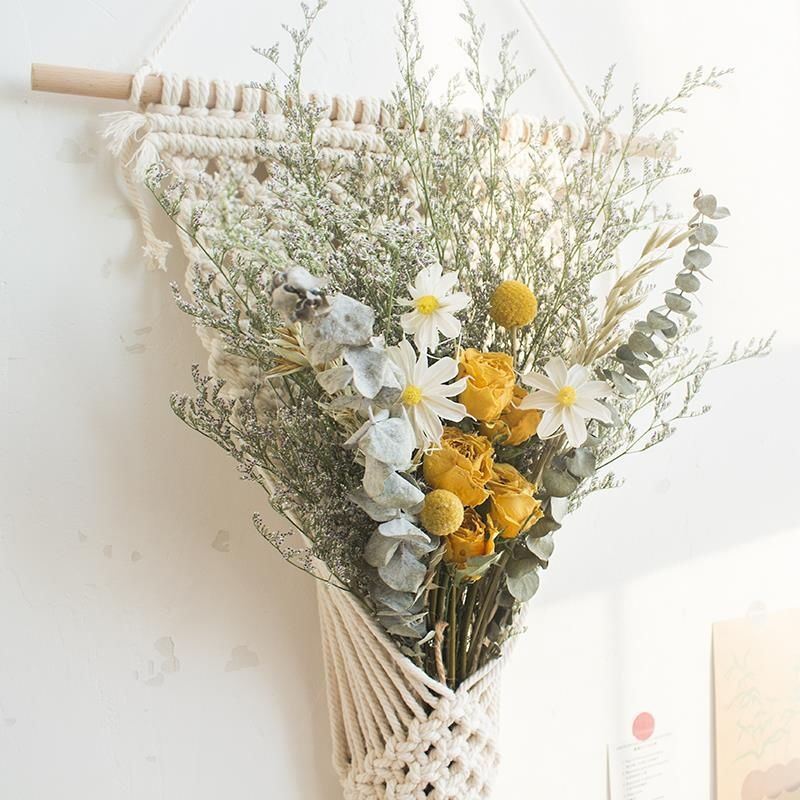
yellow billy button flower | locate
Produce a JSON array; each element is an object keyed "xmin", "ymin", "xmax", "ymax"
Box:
[
  {"xmin": 419, "ymin": 489, "xmax": 464, "ymax": 536},
  {"xmin": 490, "ymin": 280, "xmax": 538, "ymax": 329}
]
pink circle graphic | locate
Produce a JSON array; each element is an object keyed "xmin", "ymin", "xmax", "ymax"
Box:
[{"xmin": 633, "ymin": 712, "xmax": 655, "ymax": 741}]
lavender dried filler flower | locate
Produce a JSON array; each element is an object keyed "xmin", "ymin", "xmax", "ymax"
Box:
[{"xmin": 149, "ymin": 0, "xmax": 770, "ymax": 694}]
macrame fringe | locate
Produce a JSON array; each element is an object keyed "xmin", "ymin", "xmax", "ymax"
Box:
[{"xmin": 102, "ymin": 110, "xmax": 171, "ymax": 271}]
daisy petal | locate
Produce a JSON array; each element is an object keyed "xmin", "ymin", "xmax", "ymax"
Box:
[
  {"xmin": 424, "ymin": 396, "xmax": 467, "ymax": 422},
  {"xmin": 562, "ymin": 407, "xmax": 587, "ymax": 447},
  {"xmin": 415, "ymin": 316, "xmax": 439, "ymax": 353},
  {"xmin": 416, "ymin": 404, "xmax": 443, "ymax": 446},
  {"xmin": 439, "ymin": 292, "xmax": 471, "ymax": 312},
  {"xmin": 580, "ymin": 380, "xmax": 612, "ymax": 399},
  {"xmin": 422, "ymin": 355, "xmax": 459, "ymax": 387},
  {"xmin": 573, "ymin": 397, "xmax": 612, "ymax": 423},
  {"xmin": 434, "ymin": 311, "xmax": 462, "ymax": 340},
  {"xmin": 519, "ymin": 392, "xmax": 560, "ymax": 411},
  {"xmin": 521, "ymin": 373, "xmax": 558, "ymax": 393},
  {"xmin": 566, "ymin": 363, "xmax": 589, "ymax": 389},
  {"xmin": 544, "ymin": 357, "xmax": 568, "ymax": 387},
  {"xmin": 536, "ymin": 407, "xmax": 563, "ymax": 439}
]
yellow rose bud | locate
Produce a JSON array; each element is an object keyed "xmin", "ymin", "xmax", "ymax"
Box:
[
  {"xmin": 487, "ymin": 462, "xmax": 543, "ymax": 539},
  {"xmin": 423, "ymin": 427, "xmax": 494, "ymax": 507},
  {"xmin": 444, "ymin": 508, "xmax": 497, "ymax": 571},
  {"xmin": 419, "ymin": 489, "xmax": 464, "ymax": 536},
  {"xmin": 490, "ymin": 280, "xmax": 538, "ymax": 329},
  {"xmin": 481, "ymin": 386, "xmax": 542, "ymax": 446},
  {"xmin": 458, "ymin": 349, "xmax": 516, "ymax": 422}
]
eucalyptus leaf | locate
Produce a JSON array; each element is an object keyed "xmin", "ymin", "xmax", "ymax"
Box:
[
  {"xmin": 683, "ymin": 248, "xmax": 712, "ymax": 270},
  {"xmin": 647, "ymin": 310, "xmax": 673, "ymax": 331},
  {"xmin": 378, "ymin": 546, "xmax": 426, "ymax": 593},
  {"xmin": 506, "ymin": 557, "xmax": 540, "ymax": 601},
  {"xmin": 710, "ymin": 206, "xmax": 731, "ymax": 220},
  {"xmin": 693, "ymin": 193, "xmax": 717, "ymax": 215},
  {"xmin": 675, "ymin": 272, "xmax": 701, "ymax": 293},
  {"xmin": 610, "ymin": 371, "xmax": 637, "ymax": 397},
  {"xmin": 526, "ymin": 533, "xmax": 555, "ymax": 562},
  {"xmin": 691, "ymin": 222, "xmax": 718, "ymax": 246},
  {"xmin": 624, "ymin": 362, "xmax": 650, "ymax": 382},
  {"xmin": 527, "ymin": 515, "xmax": 562, "ymax": 537},
  {"xmin": 364, "ymin": 530, "xmax": 401, "ymax": 568},
  {"xmin": 565, "ymin": 448, "xmax": 596, "ymax": 479},
  {"xmin": 628, "ymin": 331, "xmax": 662, "ymax": 358},
  {"xmin": 665, "ymin": 291, "xmax": 692, "ymax": 314},
  {"xmin": 542, "ymin": 467, "xmax": 579, "ymax": 497},
  {"xmin": 660, "ymin": 319, "xmax": 678, "ymax": 339},
  {"xmin": 456, "ymin": 552, "xmax": 500, "ymax": 583},
  {"xmin": 369, "ymin": 581, "xmax": 416, "ymax": 612},
  {"xmin": 615, "ymin": 345, "xmax": 643, "ymax": 365}
]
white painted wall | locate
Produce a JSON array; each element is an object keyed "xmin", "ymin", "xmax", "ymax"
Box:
[{"xmin": 2, "ymin": 1, "xmax": 799, "ymax": 797}]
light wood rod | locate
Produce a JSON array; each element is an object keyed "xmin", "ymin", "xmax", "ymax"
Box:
[
  {"xmin": 30, "ymin": 63, "xmax": 666, "ymax": 157},
  {"xmin": 30, "ymin": 63, "xmax": 257, "ymax": 111}
]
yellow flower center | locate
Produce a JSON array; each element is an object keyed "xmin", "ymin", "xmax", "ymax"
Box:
[
  {"xmin": 556, "ymin": 386, "xmax": 577, "ymax": 407},
  {"xmin": 416, "ymin": 295, "xmax": 440, "ymax": 315},
  {"xmin": 401, "ymin": 384, "xmax": 424, "ymax": 405}
]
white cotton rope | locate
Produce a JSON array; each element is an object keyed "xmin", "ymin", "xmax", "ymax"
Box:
[
  {"xmin": 516, "ymin": 0, "xmax": 596, "ymax": 117},
  {"xmin": 318, "ymin": 584, "xmax": 515, "ymax": 799}
]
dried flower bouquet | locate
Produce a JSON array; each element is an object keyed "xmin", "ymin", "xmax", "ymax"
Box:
[{"xmin": 145, "ymin": 1, "xmax": 769, "ymax": 796}]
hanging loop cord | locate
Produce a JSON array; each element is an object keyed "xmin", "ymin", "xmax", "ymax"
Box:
[
  {"xmin": 517, "ymin": 0, "xmax": 596, "ymax": 119},
  {"xmin": 131, "ymin": 0, "xmax": 199, "ymax": 106}
]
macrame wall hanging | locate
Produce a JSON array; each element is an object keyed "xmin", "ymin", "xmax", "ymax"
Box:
[{"xmin": 31, "ymin": 4, "xmax": 666, "ymax": 797}]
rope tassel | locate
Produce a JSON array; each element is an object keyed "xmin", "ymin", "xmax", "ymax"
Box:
[{"xmin": 102, "ymin": 110, "xmax": 171, "ymax": 271}]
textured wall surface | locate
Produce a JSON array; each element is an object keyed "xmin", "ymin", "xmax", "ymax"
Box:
[{"xmin": 1, "ymin": 1, "xmax": 799, "ymax": 798}]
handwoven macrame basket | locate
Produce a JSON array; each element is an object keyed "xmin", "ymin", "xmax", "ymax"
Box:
[
  {"xmin": 318, "ymin": 585, "xmax": 505, "ymax": 800},
  {"xmin": 105, "ymin": 74, "xmax": 557, "ymax": 800}
]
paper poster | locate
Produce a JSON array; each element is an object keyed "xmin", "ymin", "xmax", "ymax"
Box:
[
  {"xmin": 609, "ymin": 712, "xmax": 677, "ymax": 800},
  {"xmin": 713, "ymin": 608, "xmax": 800, "ymax": 800}
]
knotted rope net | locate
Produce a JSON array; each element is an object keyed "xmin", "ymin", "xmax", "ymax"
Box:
[{"xmin": 319, "ymin": 584, "xmax": 506, "ymax": 799}]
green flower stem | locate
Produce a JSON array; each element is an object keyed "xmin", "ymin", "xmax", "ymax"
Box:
[
  {"xmin": 458, "ymin": 582, "xmax": 479, "ymax": 684},
  {"xmin": 447, "ymin": 581, "xmax": 458, "ymax": 688},
  {"xmin": 467, "ymin": 548, "xmax": 512, "ymax": 675}
]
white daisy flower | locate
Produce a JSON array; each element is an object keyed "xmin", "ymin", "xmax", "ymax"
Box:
[
  {"xmin": 519, "ymin": 356, "xmax": 612, "ymax": 447},
  {"xmin": 400, "ymin": 264, "xmax": 470, "ymax": 353},
  {"xmin": 389, "ymin": 339, "xmax": 468, "ymax": 449}
]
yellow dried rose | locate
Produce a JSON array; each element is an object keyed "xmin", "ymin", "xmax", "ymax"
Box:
[
  {"xmin": 444, "ymin": 508, "xmax": 497, "ymax": 570},
  {"xmin": 422, "ymin": 427, "xmax": 494, "ymax": 507},
  {"xmin": 481, "ymin": 386, "xmax": 543, "ymax": 446},
  {"xmin": 487, "ymin": 462, "xmax": 543, "ymax": 539},
  {"xmin": 458, "ymin": 349, "xmax": 516, "ymax": 422}
]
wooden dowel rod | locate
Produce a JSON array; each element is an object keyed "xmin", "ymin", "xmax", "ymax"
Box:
[
  {"xmin": 30, "ymin": 62, "xmax": 668, "ymax": 157},
  {"xmin": 30, "ymin": 63, "xmax": 258, "ymax": 111}
]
